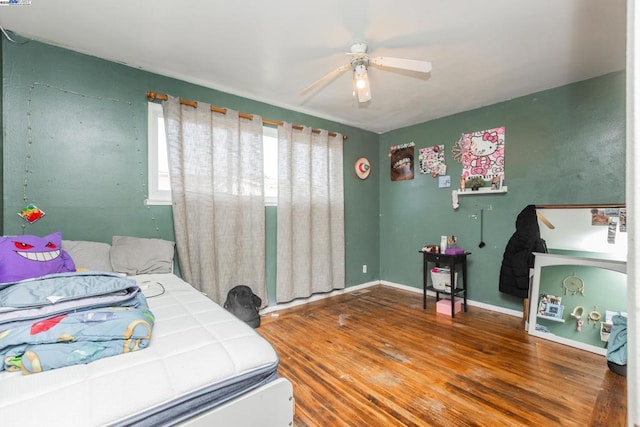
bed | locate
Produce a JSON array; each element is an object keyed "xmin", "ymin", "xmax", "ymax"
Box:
[{"xmin": 0, "ymin": 235, "xmax": 294, "ymax": 426}]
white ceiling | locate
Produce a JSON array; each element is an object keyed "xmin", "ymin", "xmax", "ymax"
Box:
[{"xmin": 0, "ymin": 0, "xmax": 627, "ymax": 134}]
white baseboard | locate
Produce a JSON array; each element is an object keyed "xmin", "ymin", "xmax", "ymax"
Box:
[
  {"xmin": 379, "ymin": 280, "xmax": 523, "ymax": 317},
  {"xmin": 260, "ymin": 281, "xmax": 379, "ymax": 315},
  {"xmin": 262, "ymin": 280, "xmax": 523, "ymax": 318}
]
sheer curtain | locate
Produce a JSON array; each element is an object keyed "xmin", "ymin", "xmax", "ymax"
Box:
[
  {"xmin": 276, "ymin": 123, "xmax": 345, "ymax": 302},
  {"xmin": 162, "ymin": 95, "xmax": 266, "ymax": 305}
]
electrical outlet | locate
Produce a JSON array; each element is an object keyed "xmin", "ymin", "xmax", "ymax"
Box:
[{"xmin": 362, "ymin": 265, "xmax": 367, "ymax": 273}]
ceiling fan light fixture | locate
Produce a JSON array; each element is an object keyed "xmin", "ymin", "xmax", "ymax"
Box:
[
  {"xmin": 300, "ymin": 41, "xmax": 431, "ymax": 104},
  {"xmin": 353, "ymin": 64, "xmax": 371, "ymax": 103}
]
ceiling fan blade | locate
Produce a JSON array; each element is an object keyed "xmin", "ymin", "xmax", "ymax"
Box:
[
  {"xmin": 300, "ymin": 64, "xmax": 351, "ymax": 96},
  {"xmin": 370, "ymin": 57, "xmax": 432, "ymax": 74}
]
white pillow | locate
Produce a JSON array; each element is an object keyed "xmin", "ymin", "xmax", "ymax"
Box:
[
  {"xmin": 62, "ymin": 240, "xmax": 113, "ymax": 272},
  {"xmin": 110, "ymin": 236, "xmax": 175, "ymax": 275}
]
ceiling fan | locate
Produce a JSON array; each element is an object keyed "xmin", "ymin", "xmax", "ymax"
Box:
[{"xmin": 300, "ymin": 42, "xmax": 432, "ymax": 103}]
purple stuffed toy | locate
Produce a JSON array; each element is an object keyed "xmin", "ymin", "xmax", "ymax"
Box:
[{"xmin": 0, "ymin": 231, "xmax": 76, "ymax": 285}]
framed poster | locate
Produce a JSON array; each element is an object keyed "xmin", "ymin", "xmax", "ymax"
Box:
[
  {"xmin": 457, "ymin": 126, "xmax": 505, "ymax": 183},
  {"xmin": 389, "ymin": 142, "xmax": 414, "ymax": 181}
]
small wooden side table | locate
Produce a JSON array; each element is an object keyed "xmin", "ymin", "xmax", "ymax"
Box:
[{"xmin": 419, "ymin": 251, "xmax": 470, "ymax": 317}]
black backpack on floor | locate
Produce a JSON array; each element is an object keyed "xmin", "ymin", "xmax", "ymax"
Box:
[{"xmin": 223, "ymin": 285, "xmax": 262, "ymax": 328}]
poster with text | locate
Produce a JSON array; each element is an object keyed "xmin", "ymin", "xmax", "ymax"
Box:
[
  {"xmin": 459, "ymin": 126, "xmax": 505, "ymax": 183},
  {"xmin": 389, "ymin": 142, "xmax": 415, "ymax": 181}
]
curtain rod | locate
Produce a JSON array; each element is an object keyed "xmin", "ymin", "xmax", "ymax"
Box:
[{"xmin": 146, "ymin": 91, "xmax": 347, "ymax": 140}]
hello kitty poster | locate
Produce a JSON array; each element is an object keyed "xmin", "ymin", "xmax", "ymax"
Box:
[{"xmin": 458, "ymin": 126, "xmax": 505, "ymax": 182}]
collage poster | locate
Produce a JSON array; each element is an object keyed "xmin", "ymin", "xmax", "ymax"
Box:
[{"xmin": 419, "ymin": 145, "xmax": 446, "ymax": 177}]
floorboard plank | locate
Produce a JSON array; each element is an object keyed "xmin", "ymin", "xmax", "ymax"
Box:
[{"xmin": 259, "ymin": 286, "xmax": 626, "ymax": 426}]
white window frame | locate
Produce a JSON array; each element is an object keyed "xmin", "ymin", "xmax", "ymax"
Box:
[
  {"xmin": 263, "ymin": 125, "xmax": 278, "ymax": 206},
  {"xmin": 146, "ymin": 102, "xmax": 171, "ymax": 205},
  {"xmin": 146, "ymin": 101, "xmax": 277, "ymax": 206}
]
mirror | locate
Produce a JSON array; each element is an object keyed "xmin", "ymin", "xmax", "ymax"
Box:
[
  {"xmin": 536, "ymin": 204, "xmax": 626, "ymax": 261},
  {"xmin": 526, "ymin": 204, "xmax": 627, "ymax": 354}
]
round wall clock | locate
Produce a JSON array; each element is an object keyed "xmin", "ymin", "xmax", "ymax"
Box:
[{"xmin": 355, "ymin": 157, "xmax": 371, "ymax": 180}]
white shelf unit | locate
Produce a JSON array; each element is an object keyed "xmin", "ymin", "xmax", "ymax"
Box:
[
  {"xmin": 457, "ymin": 186, "xmax": 508, "ymax": 195},
  {"xmin": 536, "ymin": 314, "xmax": 565, "ymax": 323}
]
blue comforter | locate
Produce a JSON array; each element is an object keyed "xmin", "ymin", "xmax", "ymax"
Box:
[{"xmin": 0, "ymin": 272, "xmax": 154, "ymax": 374}]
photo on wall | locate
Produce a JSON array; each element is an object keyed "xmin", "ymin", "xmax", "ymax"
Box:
[
  {"xmin": 619, "ymin": 208, "xmax": 627, "ymax": 232},
  {"xmin": 389, "ymin": 142, "xmax": 415, "ymax": 181},
  {"xmin": 18, "ymin": 204, "xmax": 46, "ymax": 224},
  {"xmin": 419, "ymin": 144, "xmax": 446, "ymax": 177},
  {"xmin": 591, "ymin": 209, "xmax": 610, "ymax": 226}
]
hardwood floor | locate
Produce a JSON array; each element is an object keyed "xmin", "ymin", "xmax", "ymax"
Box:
[{"xmin": 258, "ymin": 285, "xmax": 627, "ymax": 427}]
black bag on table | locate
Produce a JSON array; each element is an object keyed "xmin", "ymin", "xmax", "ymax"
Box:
[{"xmin": 223, "ymin": 285, "xmax": 262, "ymax": 328}]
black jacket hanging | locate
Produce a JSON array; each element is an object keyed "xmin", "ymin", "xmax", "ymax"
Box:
[{"xmin": 499, "ymin": 205, "xmax": 547, "ymax": 298}]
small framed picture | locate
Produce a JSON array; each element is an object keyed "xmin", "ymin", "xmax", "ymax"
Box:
[
  {"xmin": 438, "ymin": 175, "xmax": 451, "ymax": 188},
  {"xmin": 538, "ymin": 294, "xmax": 563, "ymax": 319},
  {"xmin": 18, "ymin": 204, "xmax": 46, "ymax": 224},
  {"xmin": 544, "ymin": 303, "xmax": 564, "ymax": 319}
]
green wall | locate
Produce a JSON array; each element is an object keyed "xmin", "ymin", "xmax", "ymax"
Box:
[
  {"xmin": 1, "ymin": 38, "xmax": 381, "ymax": 303},
  {"xmin": 1, "ymin": 36, "xmax": 626, "ymax": 312},
  {"xmin": 379, "ymin": 72, "xmax": 626, "ymax": 311}
]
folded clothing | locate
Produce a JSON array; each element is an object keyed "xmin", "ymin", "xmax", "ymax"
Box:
[{"xmin": 0, "ymin": 272, "xmax": 154, "ymax": 374}]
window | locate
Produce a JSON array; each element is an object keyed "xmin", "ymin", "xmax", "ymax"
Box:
[
  {"xmin": 147, "ymin": 102, "xmax": 171, "ymax": 205},
  {"xmin": 263, "ymin": 126, "xmax": 278, "ymax": 205},
  {"xmin": 146, "ymin": 102, "xmax": 278, "ymax": 206}
]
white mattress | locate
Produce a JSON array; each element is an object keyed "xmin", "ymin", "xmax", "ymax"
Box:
[{"xmin": 0, "ymin": 273, "xmax": 279, "ymax": 426}]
